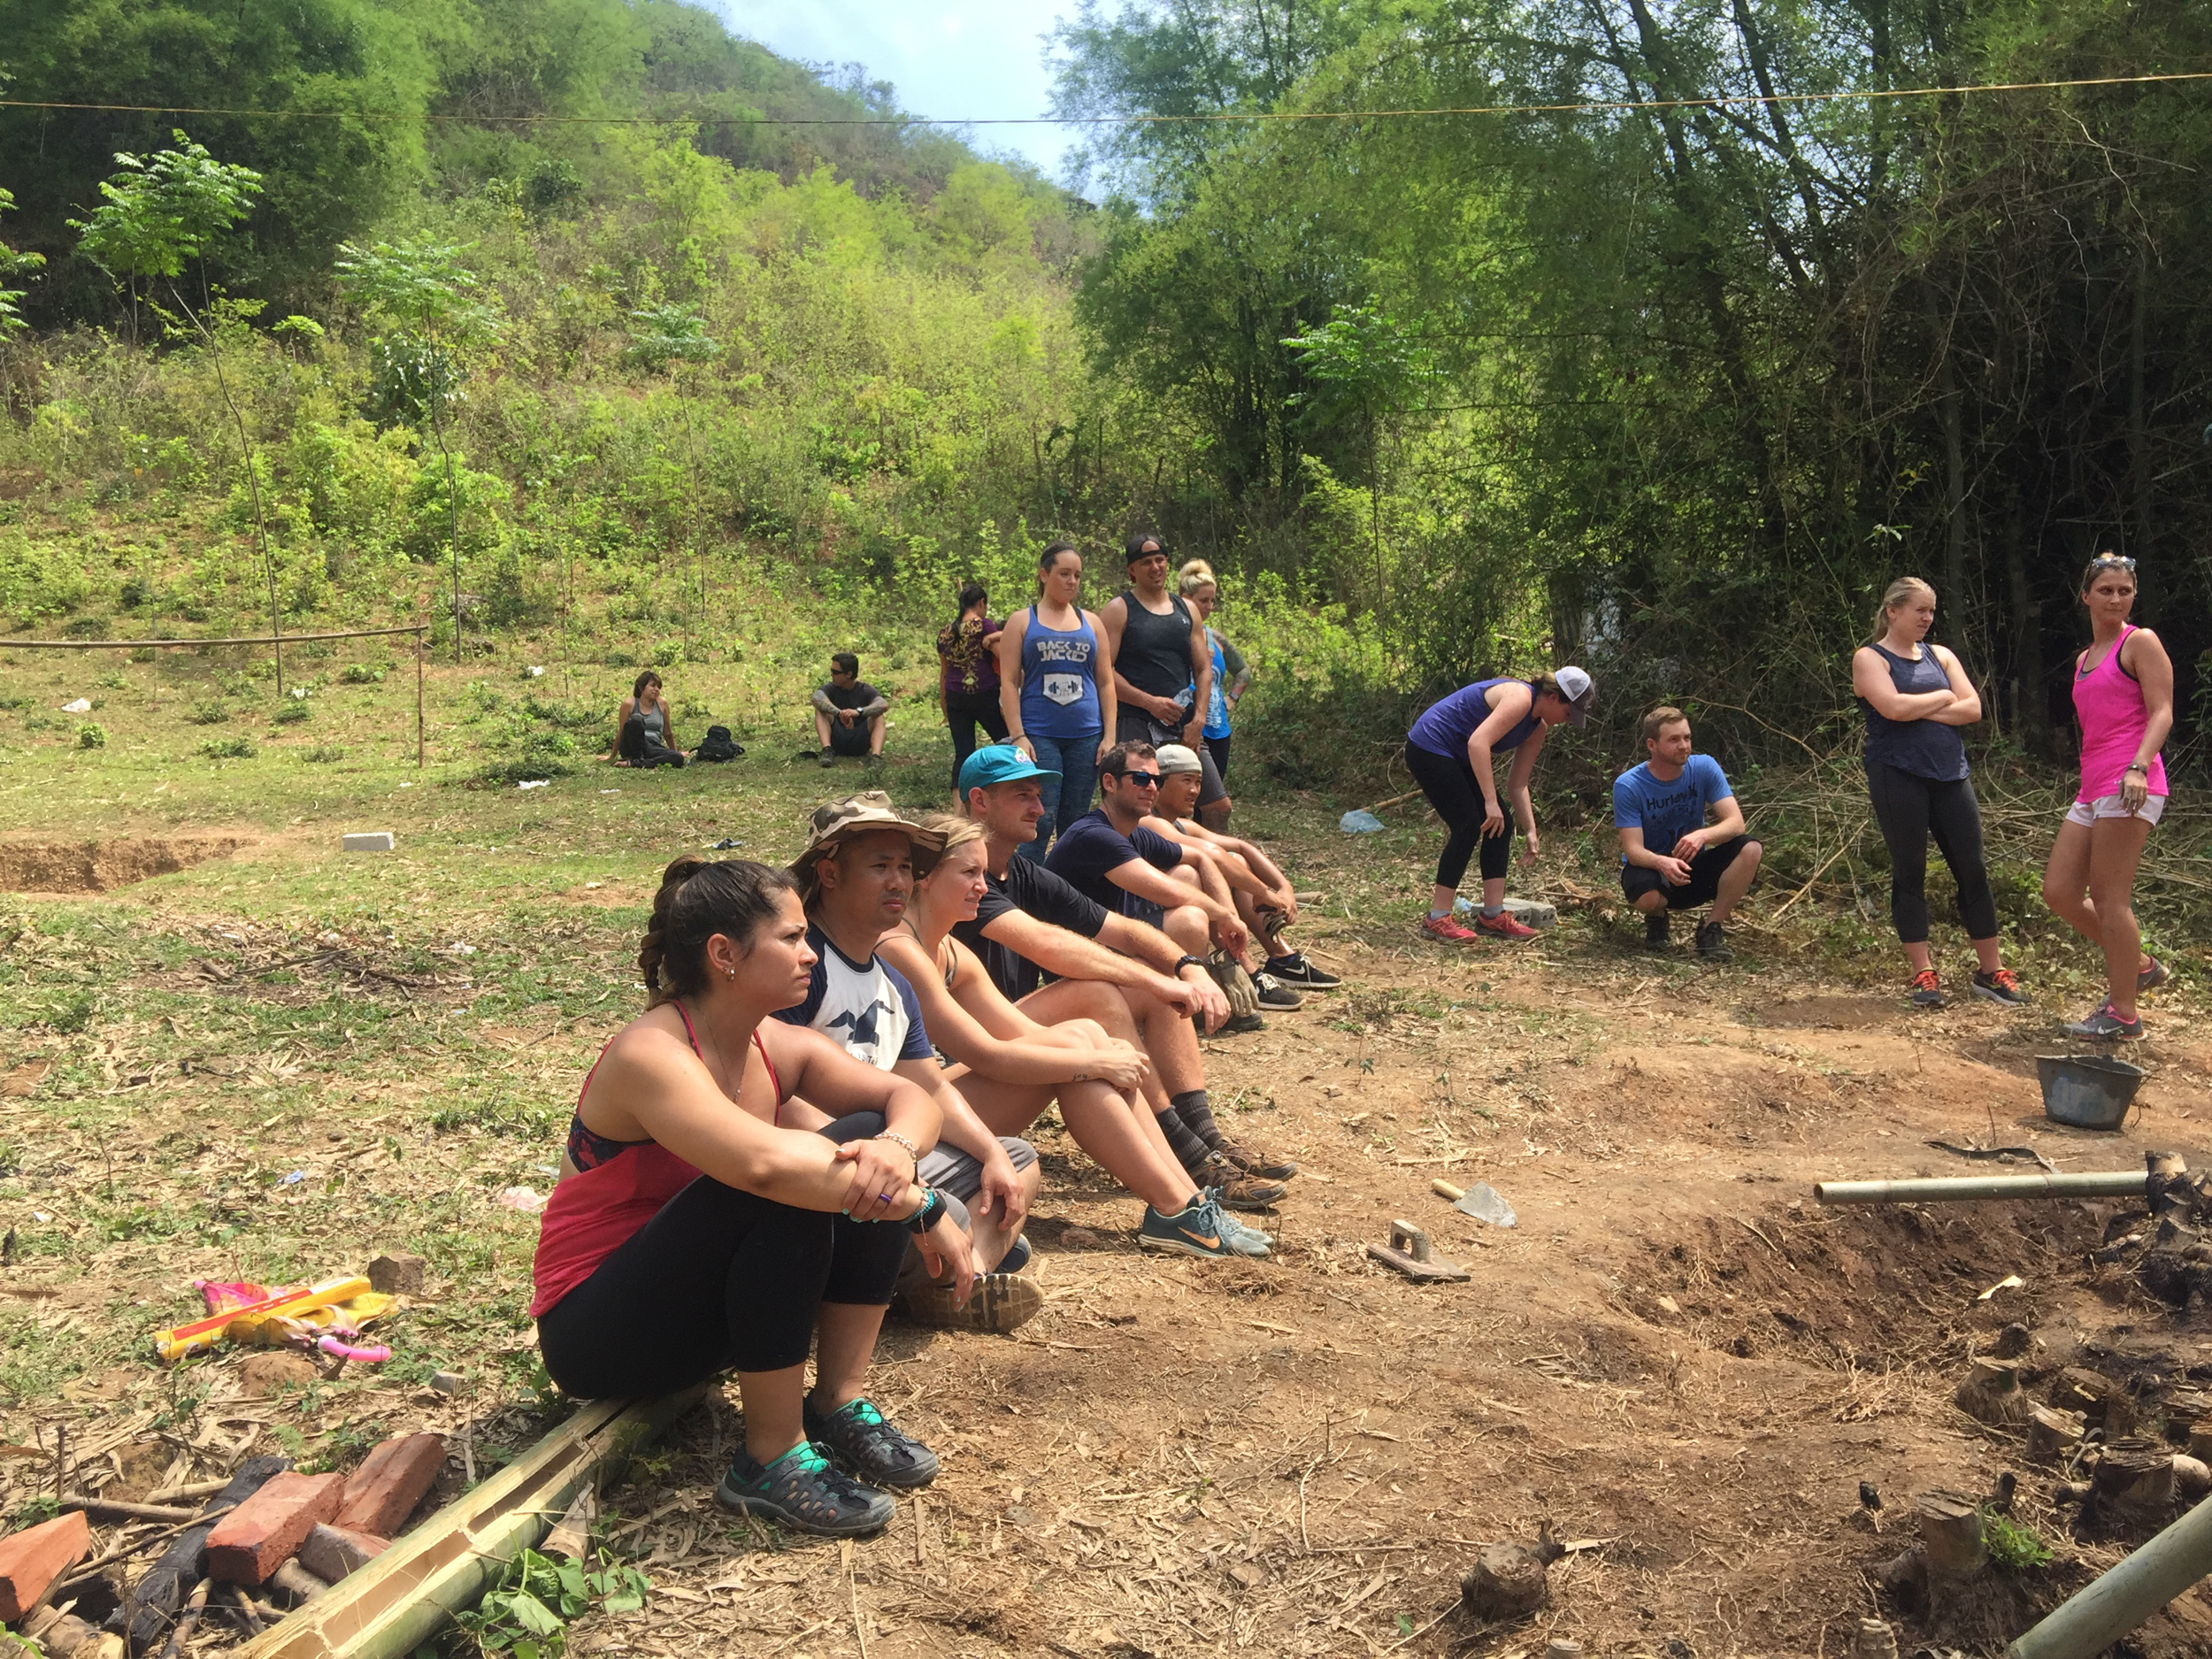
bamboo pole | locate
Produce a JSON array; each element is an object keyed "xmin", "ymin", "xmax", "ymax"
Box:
[
  {"xmin": 2007, "ymin": 1492, "xmax": 2212, "ymax": 1659},
  {"xmin": 1816, "ymin": 1171, "xmax": 2147, "ymax": 1205},
  {"xmin": 233, "ymin": 1386, "xmax": 706, "ymax": 1659},
  {"xmin": 4, "ymin": 626, "xmax": 427, "ymax": 649},
  {"xmin": 415, "ymin": 628, "xmax": 426, "ymax": 771}
]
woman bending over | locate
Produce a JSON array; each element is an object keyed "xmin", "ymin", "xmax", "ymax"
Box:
[
  {"xmin": 877, "ymin": 815, "xmax": 1271, "ymax": 1261},
  {"xmin": 531, "ymin": 857, "xmax": 973, "ymax": 1537},
  {"xmin": 1851, "ymin": 577, "xmax": 2025, "ymax": 1010}
]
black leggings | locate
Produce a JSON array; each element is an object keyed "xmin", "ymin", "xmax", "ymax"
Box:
[
  {"xmin": 618, "ymin": 718, "xmax": 685, "ymax": 768},
  {"xmin": 1205, "ymin": 734, "xmax": 1231, "ymax": 784},
  {"xmin": 944, "ymin": 692, "xmax": 1008, "ymax": 794},
  {"xmin": 1865, "ymin": 761, "xmax": 2000, "ymax": 944},
  {"xmin": 1404, "ymin": 740, "xmax": 1513, "ymax": 891},
  {"xmin": 535, "ymin": 1114, "xmax": 910, "ymax": 1399}
]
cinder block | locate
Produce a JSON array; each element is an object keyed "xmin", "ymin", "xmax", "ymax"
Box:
[
  {"xmin": 342, "ymin": 832, "xmax": 395, "ymax": 853},
  {"xmin": 297, "ymin": 1523, "xmax": 387, "ymax": 1584},
  {"xmin": 365, "ymin": 1251, "xmax": 426, "ymax": 1295},
  {"xmin": 0, "ymin": 1509, "xmax": 91, "ymax": 1620},
  {"xmin": 205, "ymin": 1471, "xmax": 344, "ymax": 1585},
  {"xmin": 334, "ymin": 1432, "xmax": 446, "ymax": 1538},
  {"xmin": 1502, "ymin": 897, "xmax": 1556, "ymax": 928}
]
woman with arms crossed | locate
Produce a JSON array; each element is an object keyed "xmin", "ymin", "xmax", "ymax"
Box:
[
  {"xmin": 531, "ymin": 857, "xmax": 973, "ymax": 1537},
  {"xmin": 2041, "ymin": 554, "xmax": 2175, "ymax": 1041},
  {"xmin": 1851, "ymin": 577, "xmax": 2026, "ymax": 1010},
  {"xmin": 1403, "ymin": 666, "xmax": 1595, "ymax": 942},
  {"xmin": 878, "ymin": 815, "xmax": 1271, "ymax": 1260},
  {"xmin": 996, "ymin": 541, "xmax": 1116, "ymax": 860}
]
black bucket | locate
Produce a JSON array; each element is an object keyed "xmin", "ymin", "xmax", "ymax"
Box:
[{"xmin": 2036, "ymin": 1054, "xmax": 2146, "ymax": 1131}]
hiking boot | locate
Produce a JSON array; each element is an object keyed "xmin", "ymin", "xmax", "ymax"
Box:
[
  {"xmin": 803, "ymin": 1396, "xmax": 939, "ymax": 1490},
  {"xmin": 2139, "ymin": 956, "xmax": 2172, "ymax": 996},
  {"xmin": 1199, "ymin": 1155, "xmax": 1286, "ymax": 1210},
  {"xmin": 2064, "ymin": 1001, "xmax": 2144, "ymax": 1041},
  {"xmin": 895, "ymin": 1271, "xmax": 1043, "ymax": 1335},
  {"xmin": 716, "ymin": 1440, "xmax": 895, "ymax": 1537},
  {"xmin": 1474, "ymin": 909, "xmax": 1540, "ymax": 942},
  {"xmin": 1694, "ymin": 920, "xmax": 1732, "ymax": 961},
  {"xmin": 1139, "ymin": 1196, "xmax": 1236, "ymax": 1259},
  {"xmin": 1252, "ymin": 972, "xmax": 1303, "ymax": 1010},
  {"xmin": 1263, "ymin": 951, "xmax": 1340, "ymax": 988},
  {"xmin": 818, "ymin": 746, "xmax": 837, "ymax": 768},
  {"xmin": 1203, "ymin": 1195, "xmax": 1273, "ymax": 1257},
  {"xmin": 1218, "ymin": 1141, "xmax": 1299, "ymax": 1179},
  {"xmin": 1971, "ymin": 968, "xmax": 2029, "ymax": 1007},
  {"xmin": 1214, "ymin": 1010, "xmax": 1265, "ymax": 1033},
  {"xmin": 1643, "ymin": 911, "xmax": 1671, "ymax": 951},
  {"xmin": 1421, "ymin": 912, "xmax": 1481, "ymax": 944},
  {"xmin": 1909, "ymin": 969, "xmax": 1945, "ymax": 1010}
]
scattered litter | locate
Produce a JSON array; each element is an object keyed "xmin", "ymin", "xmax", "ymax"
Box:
[
  {"xmin": 517, "ymin": 780, "xmax": 550, "ymax": 791},
  {"xmin": 318, "ymin": 931, "xmax": 342, "ymax": 945},
  {"xmin": 397, "ymin": 781, "xmax": 413, "ymax": 788},
  {"xmin": 32, "ymin": 1210, "xmax": 50, "ymax": 1223},
  {"xmin": 157, "ymin": 1273, "xmax": 397, "ymax": 1365},
  {"xmin": 1339, "ymin": 809, "xmax": 1385, "ymax": 833},
  {"xmin": 1434, "ymin": 1178, "xmax": 1517, "ymax": 1227},
  {"xmin": 531, "ymin": 1164, "xmax": 558, "ymax": 1177},
  {"xmin": 583, "ymin": 881, "xmax": 603, "ymax": 890},
  {"xmin": 60, "ymin": 698, "xmax": 91, "ymax": 713},
  {"xmin": 1928, "ymin": 1139, "xmax": 2058, "ymax": 1171},
  {"xmin": 1978, "ymin": 1273, "xmax": 2026, "ymax": 1301},
  {"xmin": 447, "ymin": 942, "xmax": 477, "ymax": 957},
  {"xmin": 600, "ymin": 788, "xmax": 619, "ymax": 795},
  {"xmin": 710, "ymin": 837, "xmax": 743, "ymax": 849},
  {"xmin": 289, "ymin": 687, "xmax": 308, "ymax": 700},
  {"xmin": 496, "ymin": 1187, "xmax": 546, "ymax": 1213},
  {"xmin": 525, "ymin": 665, "xmax": 545, "ymax": 678},
  {"xmin": 278, "ymin": 1171, "xmax": 305, "ymax": 1187}
]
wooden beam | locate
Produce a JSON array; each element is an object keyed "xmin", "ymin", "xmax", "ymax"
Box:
[{"xmin": 232, "ymin": 1386, "xmax": 708, "ymax": 1659}]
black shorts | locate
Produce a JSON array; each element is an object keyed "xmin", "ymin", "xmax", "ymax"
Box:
[
  {"xmin": 827, "ymin": 719, "xmax": 873, "ymax": 756},
  {"xmin": 1620, "ymin": 834, "xmax": 1754, "ymax": 910}
]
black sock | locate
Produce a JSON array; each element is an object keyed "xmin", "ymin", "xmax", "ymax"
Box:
[
  {"xmin": 1172, "ymin": 1089, "xmax": 1223, "ymax": 1151},
  {"xmin": 1156, "ymin": 1102, "xmax": 1213, "ymax": 1174}
]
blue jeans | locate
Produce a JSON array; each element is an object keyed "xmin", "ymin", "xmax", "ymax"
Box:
[{"xmin": 1018, "ymin": 730, "xmax": 1101, "ymax": 862}]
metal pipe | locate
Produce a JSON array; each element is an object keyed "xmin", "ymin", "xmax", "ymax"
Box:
[
  {"xmin": 1816, "ymin": 1171, "xmax": 2148, "ymax": 1205},
  {"xmin": 2007, "ymin": 1492, "xmax": 2212, "ymax": 1659}
]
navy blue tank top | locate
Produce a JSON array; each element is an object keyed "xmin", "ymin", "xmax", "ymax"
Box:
[{"xmin": 1860, "ymin": 643, "xmax": 1968, "ymax": 781}]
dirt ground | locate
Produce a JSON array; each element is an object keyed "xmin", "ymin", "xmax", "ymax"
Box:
[{"xmin": 540, "ymin": 930, "xmax": 2212, "ymax": 1659}]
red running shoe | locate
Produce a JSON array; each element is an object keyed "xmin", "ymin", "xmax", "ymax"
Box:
[
  {"xmin": 1474, "ymin": 909, "xmax": 1540, "ymax": 942},
  {"xmin": 1419, "ymin": 912, "xmax": 1481, "ymax": 943}
]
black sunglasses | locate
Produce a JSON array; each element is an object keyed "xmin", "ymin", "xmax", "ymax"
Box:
[{"xmin": 1112, "ymin": 772, "xmax": 1163, "ymax": 787}]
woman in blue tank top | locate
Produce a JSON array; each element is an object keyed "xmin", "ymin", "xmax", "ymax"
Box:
[
  {"xmin": 1851, "ymin": 577, "xmax": 2024, "ymax": 1010},
  {"xmin": 995, "ymin": 541, "xmax": 1116, "ymax": 860}
]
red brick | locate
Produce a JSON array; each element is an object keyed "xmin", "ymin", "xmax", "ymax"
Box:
[
  {"xmin": 0, "ymin": 1509, "xmax": 91, "ymax": 1621},
  {"xmin": 297, "ymin": 1523, "xmax": 388, "ymax": 1584},
  {"xmin": 205, "ymin": 1471, "xmax": 344, "ymax": 1585},
  {"xmin": 334, "ymin": 1433, "xmax": 445, "ymax": 1538}
]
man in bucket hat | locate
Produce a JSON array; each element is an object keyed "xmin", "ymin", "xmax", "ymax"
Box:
[{"xmin": 778, "ymin": 793, "xmax": 1043, "ymax": 1334}]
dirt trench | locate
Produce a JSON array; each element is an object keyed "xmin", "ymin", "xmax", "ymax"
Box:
[{"xmin": 0, "ymin": 833, "xmax": 250, "ymax": 892}]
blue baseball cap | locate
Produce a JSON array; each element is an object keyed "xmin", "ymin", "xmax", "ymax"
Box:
[{"xmin": 958, "ymin": 744, "xmax": 1060, "ymax": 795}]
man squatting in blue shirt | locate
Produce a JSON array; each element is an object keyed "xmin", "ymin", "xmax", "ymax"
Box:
[{"xmin": 1614, "ymin": 705, "xmax": 1764, "ymax": 961}]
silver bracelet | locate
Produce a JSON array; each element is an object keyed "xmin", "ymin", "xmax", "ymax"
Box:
[{"xmin": 872, "ymin": 1131, "xmax": 921, "ymax": 1168}]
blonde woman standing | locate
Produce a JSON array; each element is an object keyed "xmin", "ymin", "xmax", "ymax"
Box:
[
  {"xmin": 1178, "ymin": 558, "xmax": 1248, "ymax": 831},
  {"xmin": 1851, "ymin": 577, "xmax": 2024, "ymax": 1010}
]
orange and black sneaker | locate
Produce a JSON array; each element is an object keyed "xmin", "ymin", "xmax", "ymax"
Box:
[
  {"xmin": 1475, "ymin": 909, "xmax": 1540, "ymax": 941},
  {"xmin": 1909, "ymin": 968, "xmax": 1944, "ymax": 1009},
  {"xmin": 1971, "ymin": 968, "xmax": 2029, "ymax": 1007}
]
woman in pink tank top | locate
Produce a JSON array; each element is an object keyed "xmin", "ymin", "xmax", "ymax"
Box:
[{"xmin": 2040, "ymin": 554, "xmax": 2174, "ymax": 1040}]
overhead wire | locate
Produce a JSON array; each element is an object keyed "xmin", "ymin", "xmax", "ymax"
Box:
[{"xmin": 1, "ymin": 69, "xmax": 2209, "ymax": 131}]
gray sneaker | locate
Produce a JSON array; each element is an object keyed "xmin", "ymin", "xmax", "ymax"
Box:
[{"xmin": 1202, "ymin": 1194, "xmax": 1271, "ymax": 1257}]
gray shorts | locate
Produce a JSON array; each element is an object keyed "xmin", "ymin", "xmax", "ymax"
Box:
[{"xmin": 919, "ymin": 1135, "xmax": 1037, "ymax": 1205}]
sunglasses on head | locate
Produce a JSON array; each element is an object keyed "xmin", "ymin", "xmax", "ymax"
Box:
[{"xmin": 2089, "ymin": 554, "xmax": 2137, "ymax": 572}]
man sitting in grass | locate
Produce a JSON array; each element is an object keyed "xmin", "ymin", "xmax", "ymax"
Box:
[
  {"xmin": 778, "ymin": 793, "xmax": 1042, "ymax": 1334},
  {"xmin": 811, "ymin": 653, "xmax": 887, "ymax": 767},
  {"xmin": 1614, "ymin": 706, "xmax": 1763, "ymax": 961},
  {"xmin": 1141, "ymin": 744, "xmax": 1339, "ymax": 991}
]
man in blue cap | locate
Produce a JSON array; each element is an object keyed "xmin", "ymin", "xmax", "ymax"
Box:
[{"xmin": 949, "ymin": 745, "xmax": 1298, "ymax": 1207}]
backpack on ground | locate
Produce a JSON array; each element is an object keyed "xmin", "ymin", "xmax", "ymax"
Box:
[{"xmin": 696, "ymin": 725, "xmax": 743, "ymax": 763}]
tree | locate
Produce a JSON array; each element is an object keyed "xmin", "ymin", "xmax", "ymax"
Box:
[
  {"xmin": 0, "ymin": 190, "xmax": 41, "ymax": 338},
  {"xmin": 626, "ymin": 300, "xmax": 719, "ymax": 647},
  {"xmin": 71, "ymin": 134, "xmax": 290, "ymax": 689},
  {"xmin": 335, "ymin": 240, "xmax": 506, "ymax": 662}
]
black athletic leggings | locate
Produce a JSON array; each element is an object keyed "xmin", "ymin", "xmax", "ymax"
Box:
[
  {"xmin": 1865, "ymin": 760, "xmax": 2000, "ymax": 944},
  {"xmin": 535, "ymin": 1113, "xmax": 910, "ymax": 1399},
  {"xmin": 1403, "ymin": 740, "xmax": 1513, "ymax": 891},
  {"xmin": 944, "ymin": 691, "xmax": 1009, "ymax": 795}
]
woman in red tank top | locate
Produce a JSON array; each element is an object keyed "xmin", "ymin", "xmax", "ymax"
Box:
[
  {"xmin": 2039, "ymin": 554, "xmax": 2175, "ymax": 1041},
  {"xmin": 533, "ymin": 856, "xmax": 973, "ymax": 1537}
]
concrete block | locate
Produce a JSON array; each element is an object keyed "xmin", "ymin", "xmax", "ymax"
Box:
[
  {"xmin": 297, "ymin": 1523, "xmax": 387, "ymax": 1584},
  {"xmin": 365, "ymin": 1251, "xmax": 426, "ymax": 1295},
  {"xmin": 1455, "ymin": 896, "xmax": 1557, "ymax": 927},
  {"xmin": 205, "ymin": 1471, "xmax": 344, "ymax": 1585},
  {"xmin": 335, "ymin": 1432, "xmax": 446, "ymax": 1538},
  {"xmin": 0, "ymin": 1509, "xmax": 91, "ymax": 1620},
  {"xmin": 342, "ymin": 832, "xmax": 395, "ymax": 853}
]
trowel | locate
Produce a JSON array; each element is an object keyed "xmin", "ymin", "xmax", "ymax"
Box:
[{"xmin": 1433, "ymin": 1178, "xmax": 1517, "ymax": 1227}]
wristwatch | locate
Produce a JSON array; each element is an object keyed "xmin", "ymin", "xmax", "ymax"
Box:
[
  {"xmin": 1174, "ymin": 954, "xmax": 1209, "ymax": 975},
  {"xmin": 904, "ymin": 1187, "xmax": 949, "ymax": 1235}
]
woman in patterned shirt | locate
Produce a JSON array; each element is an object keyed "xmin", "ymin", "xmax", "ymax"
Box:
[{"xmin": 937, "ymin": 582, "xmax": 1006, "ymax": 801}]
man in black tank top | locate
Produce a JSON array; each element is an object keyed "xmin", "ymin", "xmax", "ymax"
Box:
[{"xmin": 1102, "ymin": 535, "xmax": 1229, "ymax": 813}]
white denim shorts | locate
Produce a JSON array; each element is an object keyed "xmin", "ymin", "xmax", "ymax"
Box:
[{"xmin": 2064, "ymin": 793, "xmax": 2167, "ymax": 827}]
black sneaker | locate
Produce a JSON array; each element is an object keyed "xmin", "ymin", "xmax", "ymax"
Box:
[
  {"xmin": 1643, "ymin": 911, "xmax": 1670, "ymax": 951},
  {"xmin": 1263, "ymin": 952, "xmax": 1340, "ymax": 988},
  {"xmin": 716, "ymin": 1440, "xmax": 895, "ymax": 1537},
  {"xmin": 803, "ymin": 1396, "xmax": 939, "ymax": 1489},
  {"xmin": 1219, "ymin": 1010, "xmax": 1265, "ymax": 1033},
  {"xmin": 1252, "ymin": 972, "xmax": 1302, "ymax": 1010},
  {"xmin": 1971, "ymin": 968, "xmax": 2029, "ymax": 1007},
  {"xmin": 2139, "ymin": 956, "xmax": 2171, "ymax": 996},
  {"xmin": 818, "ymin": 746, "xmax": 836, "ymax": 768},
  {"xmin": 1694, "ymin": 920, "xmax": 1731, "ymax": 961}
]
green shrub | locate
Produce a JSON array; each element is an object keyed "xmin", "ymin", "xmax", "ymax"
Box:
[
  {"xmin": 188, "ymin": 699, "xmax": 230, "ymax": 725},
  {"xmin": 273, "ymin": 702, "xmax": 311, "ymax": 725},
  {"xmin": 198, "ymin": 735, "xmax": 257, "ymax": 760},
  {"xmin": 341, "ymin": 662, "xmax": 388, "ymax": 684},
  {"xmin": 76, "ymin": 723, "xmax": 105, "ymax": 749},
  {"xmin": 475, "ymin": 728, "xmax": 577, "ymax": 786},
  {"xmin": 1983, "ymin": 1509, "xmax": 2053, "ymax": 1571},
  {"xmin": 303, "ymin": 744, "xmax": 345, "ymax": 763}
]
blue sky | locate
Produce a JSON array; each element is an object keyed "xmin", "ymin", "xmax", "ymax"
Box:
[{"xmin": 705, "ymin": 0, "xmax": 1086, "ymax": 180}]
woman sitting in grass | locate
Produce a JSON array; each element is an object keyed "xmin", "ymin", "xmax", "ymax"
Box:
[
  {"xmin": 529, "ymin": 856, "xmax": 972, "ymax": 1537},
  {"xmin": 875, "ymin": 813, "xmax": 1271, "ymax": 1261},
  {"xmin": 612, "ymin": 670, "xmax": 685, "ymax": 767}
]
